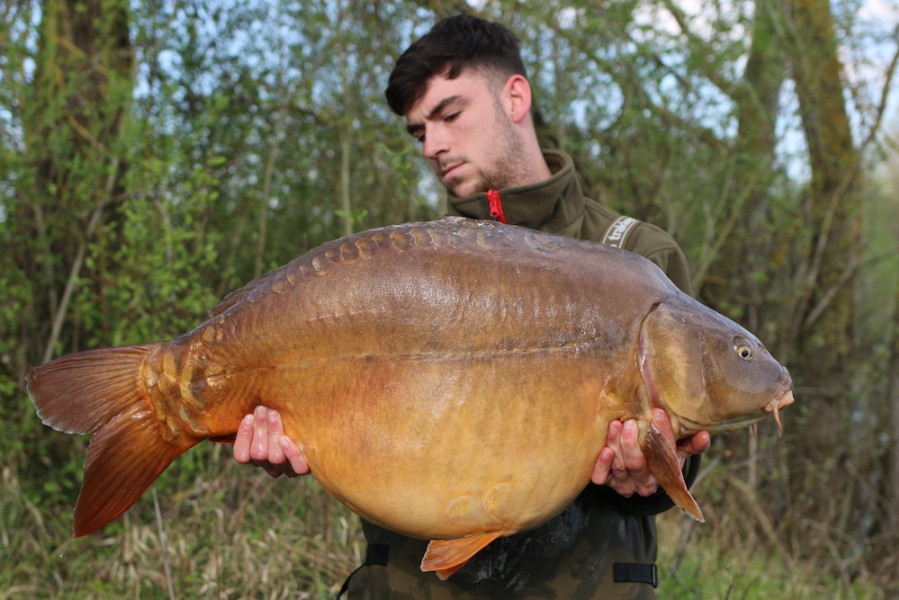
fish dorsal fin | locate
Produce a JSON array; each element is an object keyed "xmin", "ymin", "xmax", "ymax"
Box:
[
  {"xmin": 643, "ymin": 423, "xmax": 705, "ymax": 522},
  {"xmin": 421, "ymin": 531, "xmax": 505, "ymax": 580}
]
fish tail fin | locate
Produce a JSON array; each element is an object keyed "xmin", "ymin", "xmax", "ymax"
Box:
[
  {"xmin": 643, "ymin": 423, "xmax": 705, "ymax": 522},
  {"xmin": 421, "ymin": 531, "xmax": 505, "ymax": 580},
  {"xmin": 27, "ymin": 344, "xmax": 198, "ymax": 537}
]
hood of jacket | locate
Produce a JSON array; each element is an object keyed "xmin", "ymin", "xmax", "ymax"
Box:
[{"xmin": 445, "ymin": 150, "xmax": 587, "ymax": 238}]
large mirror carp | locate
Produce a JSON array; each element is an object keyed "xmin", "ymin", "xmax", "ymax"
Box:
[{"xmin": 28, "ymin": 217, "xmax": 794, "ymax": 579}]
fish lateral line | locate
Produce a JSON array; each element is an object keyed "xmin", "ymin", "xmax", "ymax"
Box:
[{"xmin": 276, "ymin": 341, "xmax": 609, "ymax": 366}]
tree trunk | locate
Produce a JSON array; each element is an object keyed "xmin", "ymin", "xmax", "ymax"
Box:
[
  {"xmin": 779, "ymin": 0, "xmax": 864, "ymax": 537},
  {"xmin": 20, "ymin": 0, "xmax": 133, "ymax": 363},
  {"xmin": 786, "ymin": 0, "xmax": 862, "ymax": 368}
]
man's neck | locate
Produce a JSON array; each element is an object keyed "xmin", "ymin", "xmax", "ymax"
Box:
[{"xmin": 502, "ymin": 136, "xmax": 552, "ymax": 189}]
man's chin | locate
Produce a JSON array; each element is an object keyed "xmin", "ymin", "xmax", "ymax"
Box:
[{"xmin": 446, "ymin": 179, "xmax": 485, "ymax": 199}]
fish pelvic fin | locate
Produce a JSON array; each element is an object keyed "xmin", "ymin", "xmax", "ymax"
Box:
[
  {"xmin": 26, "ymin": 344, "xmax": 198, "ymax": 537},
  {"xmin": 421, "ymin": 531, "xmax": 505, "ymax": 580},
  {"xmin": 643, "ymin": 423, "xmax": 705, "ymax": 522}
]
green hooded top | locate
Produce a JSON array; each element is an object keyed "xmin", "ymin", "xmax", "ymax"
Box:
[{"xmin": 445, "ymin": 149, "xmax": 693, "ymax": 296}]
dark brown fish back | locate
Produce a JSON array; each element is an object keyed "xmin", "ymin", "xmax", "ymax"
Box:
[
  {"xmin": 203, "ymin": 218, "xmax": 675, "ymax": 358},
  {"xmin": 212, "ymin": 218, "xmax": 671, "ymax": 316}
]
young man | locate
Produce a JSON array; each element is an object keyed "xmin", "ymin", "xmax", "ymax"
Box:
[{"xmin": 235, "ymin": 15, "xmax": 710, "ymax": 598}]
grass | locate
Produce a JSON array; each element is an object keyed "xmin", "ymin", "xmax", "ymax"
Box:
[
  {"xmin": 0, "ymin": 444, "xmax": 363, "ymax": 599},
  {"xmin": 657, "ymin": 513, "xmax": 890, "ymax": 600},
  {"xmin": 2, "ymin": 444, "xmax": 895, "ymax": 599},
  {"xmin": 656, "ymin": 469, "xmax": 895, "ymax": 600}
]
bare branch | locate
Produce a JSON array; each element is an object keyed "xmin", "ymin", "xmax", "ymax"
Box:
[{"xmin": 42, "ymin": 182, "xmax": 110, "ymax": 364}]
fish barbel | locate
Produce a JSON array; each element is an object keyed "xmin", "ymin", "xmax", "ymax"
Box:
[{"xmin": 27, "ymin": 217, "xmax": 794, "ymax": 579}]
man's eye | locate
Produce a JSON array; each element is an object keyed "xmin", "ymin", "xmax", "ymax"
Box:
[{"xmin": 445, "ymin": 112, "xmax": 460, "ymax": 122}]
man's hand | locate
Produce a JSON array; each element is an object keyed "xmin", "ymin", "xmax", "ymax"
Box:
[
  {"xmin": 232, "ymin": 406, "xmax": 310, "ymax": 478},
  {"xmin": 591, "ymin": 408, "xmax": 710, "ymax": 497}
]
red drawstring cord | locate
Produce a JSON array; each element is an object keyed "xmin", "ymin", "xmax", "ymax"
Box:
[{"xmin": 486, "ymin": 189, "xmax": 507, "ymax": 224}]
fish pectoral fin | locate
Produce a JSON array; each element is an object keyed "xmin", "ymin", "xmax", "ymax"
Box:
[
  {"xmin": 421, "ymin": 531, "xmax": 505, "ymax": 580},
  {"xmin": 643, "ymin": 423, "xmax": 705, "ymax": 523}
]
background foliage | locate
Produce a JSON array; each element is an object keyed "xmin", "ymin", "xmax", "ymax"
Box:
[{"xmin": 1, "ymin": 0, "xmax": 897, "ymax": 597}]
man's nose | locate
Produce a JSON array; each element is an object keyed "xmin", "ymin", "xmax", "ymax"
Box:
[{"xmin": 422, "ymin": 126, "xmax": 448, "ymax": 159}]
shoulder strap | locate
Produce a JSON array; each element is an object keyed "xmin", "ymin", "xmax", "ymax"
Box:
[{"xmin": 601, "ymin": 216, "xmax": 640, "ymax": 249}]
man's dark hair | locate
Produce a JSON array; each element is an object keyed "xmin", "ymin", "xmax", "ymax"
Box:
[{"xmin": 385, "ymin": 14, "xmax": 527, "ymax": 116}]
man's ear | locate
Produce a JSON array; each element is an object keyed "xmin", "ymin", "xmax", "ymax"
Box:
[{"xmin": 504, "ymin": 74, "xmax": 532, "ymax": 123}]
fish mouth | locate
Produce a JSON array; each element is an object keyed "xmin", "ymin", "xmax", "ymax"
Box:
[
  {"xmin": 675, "ymin": 388, "xmax": 795, "ymax": 436},
  {"xmin": 678, "ymin": 413, "xmax": 765, "ymax": 434},
  {"xmin": 764, "ymin": 389, "xmax": 795, "ymax": 437}
]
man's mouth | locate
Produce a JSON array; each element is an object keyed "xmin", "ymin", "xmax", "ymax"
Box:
[{"xmin": 440, "ymin": 163, "xmax": 463, "ymax": 178}]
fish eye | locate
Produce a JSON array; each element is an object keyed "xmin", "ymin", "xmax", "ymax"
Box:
[{"xmin": 734, "ymin": 340, "xmax": 753, "ymax": 361}]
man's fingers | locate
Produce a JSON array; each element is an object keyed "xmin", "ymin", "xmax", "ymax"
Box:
[
  {"xmin": 619, "ymin": 418, "xmax": 656, "ymax": 497},
  {"xmin": 266, "ymin": 409, "xmax": 310, "ymax": 475},
  {"xmin": 266, "ymin": 409, "xmax": 286, "ymax": 464},
  {"xmin": 250, "ymin": 406, "xmax": 271, "ymax": 461},
  {"xmin": 605, "ymin": 420, "xmax": 624, "ymax": 471},
  {"xmin": 600, "ymin": 413, "xmax": 707, "ymax": 499},
  {"xmin": 591, "ymin": 447, "xmax": 615, "ymax": 485},
  {"xmin": 606, "ymin": 420, "xmax": 632, "ymax": 483},
  {"xmin": 230, "ymin": 405, "xmax": 309, "ymax": 478},
  {"xmin": 280, "ymin": 435, "xmax": 311, "ymax": 476},
  {"xmin": 619, "ymin": 419, "xmax": 647, "ymax": 472},
  {"xmin": 233, "ymin": 414, "xmax": 255, "ymax": 463},
  {"xmin": 602, "ymin": 420, "xmax": 637, "ymax": 496},
  {"xmin": 678, "ymin": 429, "xmax": 711, "ymax": 458}
]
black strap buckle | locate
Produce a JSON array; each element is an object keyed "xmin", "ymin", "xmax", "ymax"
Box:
[{"xmin": 612, "ymin": 562, "xmax": 658, "ymax": 587}]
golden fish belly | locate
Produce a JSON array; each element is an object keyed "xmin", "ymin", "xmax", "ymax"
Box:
[{"xmin": 270, "ymin": 351, "xmax": 615, "ymax": 539}]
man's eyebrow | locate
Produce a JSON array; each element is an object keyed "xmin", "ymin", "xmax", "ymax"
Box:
[{"xmin": 406, "ymin": 95, "xmax": 463, "ymax": 136}]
